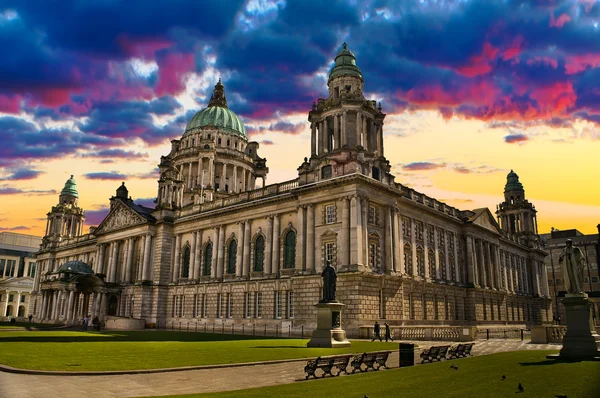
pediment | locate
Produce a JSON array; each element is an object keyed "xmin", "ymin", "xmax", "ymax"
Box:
[
  {"xmin": 0, "ymin": 276, "xmax": 34, "ymax": 289},
  {"xmin": 468, "ymin": 208, "xmax": 502, "ymax": 234},
  {"xmin": 321, "ymin": 228, "xmax": 338, "ymax": 237},
  {"xmin": 94, "ymin": 202, "xmax": 148, "ymax": 235}
]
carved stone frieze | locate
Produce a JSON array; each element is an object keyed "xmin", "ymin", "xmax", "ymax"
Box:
[{"xmin": 95, "ymin": 204, "xmax": 146, "ymax": 234}]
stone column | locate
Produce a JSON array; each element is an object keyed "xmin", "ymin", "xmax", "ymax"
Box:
[
  {"xmin": 310, "ymin": 122, "xmax": 316, "ymax": 156},
  {"xmin": 125, "ymin": 238, "xmax": 134, "ymax": 282},
  {"xmin": 236, "ymin": 222, "xmax": 244, "ymax": 278},
  {"xmin": 361, "ymin": 197, "xmax": 369, "ymax": 266},
  {"xmin": 187, "ymin": 162, "xmax": 193, "ymax": 188},
  {"xmin": 466, "ymin": 235, "xmax": 476, "ymax": 285},
  {"xmin": 198, "ymin": 157, "xmax": 203, "ymax": 186},
  {"xmin": 66, "ymin": 290, "xmax": 74, "ymax": 323},
  {"xmin": 423, "ymin": 228, "xmax": 430, "ymax": 280},
  {"xmin": 376, "ymin": 123, "xmax": 382, "ymax": 154},
  {"xmin": 99, "ymin": 293, "xmax": 106, "ymax": 322},
  {"xmin": 342, "ymin": 111, "xmax": 347, "ymax": 145},
  {"xmin": 542, "ymin": 261, "xmax": 550, "ymax": 297},
  {"xmin": 212, "ymin": 227, "xmax": 219, "ymax": 278},
  {"xmin": 296, "ymin": 206, "xmax": 305, "ymax": 271},
  {"xmin": 272, "ymin": 214, "xmax": 280, "ymax": 276},
  {"xmin": 243, "ymin": 220, "xmax": 251, "ymax": 276},
  {"xmin": 265, "ymin": 216, "xmax": 273, "ymax": 275},
  {"xmin": 173, "ymin": 234, "xmax": 181, "ymax": 282},
  {"xmin": 242, "ymin": 168, "xmax": 247, "ymax": 191},
  {"xmin": 397, "ymin": 213, "xmax": 405, "ymax": 274},
  {"xmin": 110, "ymin": 241, "xmax": 119, "ymax": 283},
  {"xmin": 333, "ymin": 116, "xmax": 339, "ymax": 150},
  {"xmin": 40, "ymin": 291, "xmax": 48, "ymax": 320},
  {"xmin": 221, "ymin": 163, "xmax": 227, "ymax": 192},
  {"xmin": 356, "ymin": 112, "xmax": 362, "ymax": 146},
  {"xmin": 142, "ymin": 234, "xmax": 152, "ymax": 281},
  {"xmin": 190, "ymin": 231, "xmax": 197, "ymax": 280},
  {"xmin": 385, "ymin": 206, "xmax": 394, "ymax": 274},
  {"xmin": 50, "ymin": 290, "xmax": 59, "ymax": 320},
  {"xmin": 217, "ymin": 226, "xmax": 225, "ymax": 278},
  {"xmin": 208, "ymin": 157, "xmax": 215, "ymax": 189},
  {"xmin": 350, "ymin": 195, "xmax": 362, "ymax": 266},
  {"xmin": 306, "ymin": 204, "xmax": 315, "ymax": 272},
  {"xmin": 339, "ymin": 197, "xmax": 350, "ymax": 267},
  {"xmin": 233, "ymin": 165, "xmax": 238, "ymax": 192},
  {"xmin": 434, "ymin": 227, "xmax": 440, "ymax": 279},
  {"xmin": 193, "ymin": 230, "xmax": 202, "ymax": 280}
]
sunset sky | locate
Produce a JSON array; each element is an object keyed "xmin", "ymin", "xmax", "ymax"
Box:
[{"xmin": 1, "ymin": 0, "xmax": 599, "ymax": 237}]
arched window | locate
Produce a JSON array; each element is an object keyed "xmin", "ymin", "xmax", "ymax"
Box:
[
  {"xmin": 227, "ymin": 240, "xmax": 237, "ymax": 274},
  {"xmin": 254, "ymin": 235, "xmax": 265, "ymax": 272},
  {"xmin": 283, "ymin": 231, "xmax": 296, "ymax": 269},
  {"xmin": 203, "ymin": 244, "xmax": 212, "ymax": 276},
  {"xmin": 181, "ymin": 245, "xmax": 190, "ymax": 278}
]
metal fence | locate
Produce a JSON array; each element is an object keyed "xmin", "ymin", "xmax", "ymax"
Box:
[{"xmin": 476, "ymin": 328, "xmax": 530, "ymax": 341}]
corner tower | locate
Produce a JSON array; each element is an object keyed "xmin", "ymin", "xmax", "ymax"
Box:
[
  {"xmin": 298, "ymin": 43, "xmax": 393, "ymax": 186},
  {"xmin": 42, "ymin": 175, "xmax": 86, "ymax": 248},
  {"xmin": 496, "ymin": 170, "xmax": 539, "ymax": 247}
]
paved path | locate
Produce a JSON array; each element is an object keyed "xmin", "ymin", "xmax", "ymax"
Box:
[{"xmin": 0, "ymin": 340, "xmax": 560, "ymax": 398}]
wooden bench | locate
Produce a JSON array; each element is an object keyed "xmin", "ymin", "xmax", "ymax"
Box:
[
  {"xmin": 420, "ymin": 345, "xmax": 451, "ymax": 363},
  {"xmin": 446, "ymin": 343, "xmax": 475, "ymax": 359},
  {"xmin": 350, "ymin": 351, "xmax": 393, "ymax": 373},
  {"xmin": 304, "ymin": 354, "xmax": 353, "ymax": 379}
]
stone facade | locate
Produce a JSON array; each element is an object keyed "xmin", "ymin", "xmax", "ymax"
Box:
[{"xmin": 32, "ymin": 44, "xmax": 552, "ymax": 334}]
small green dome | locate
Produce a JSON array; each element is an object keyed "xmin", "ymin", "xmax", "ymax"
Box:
[
  {"xmin": 185, "ymin": 80, "xmax": 247, "ymax": 138},
  {"xmin": 504, "ymin": 169, "xmax": 524, "ymax": 193},
  {"xmin": 57, "ymin": 260, "xmax": 93, "ymax": 274},
  {"xmin": 60, "ymin": 175, "xmax": 78, "ymax": 198},
  {"xmin": 329, "ymin": 42, "xmax": 363, "ymax": 82}
]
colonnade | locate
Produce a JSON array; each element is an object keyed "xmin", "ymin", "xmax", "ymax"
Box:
[
  {"xmin": 0, "ymin": 290, "xmax": 28, "ymax": 317},
  {"xmin": 39, "ymin": 289, "xmax": 106, "ymax": 322},
  {"xmin": 177, "ymin": 157, "xmax": 257, "ymax": 193},
  {"xmin": 310, "ymin": 111, "xmax": 384, "ymax": 156},
  {"xmin": 45, "ymin": 213, "xmax": 83, "ymax": 237},
  {"xmin": 96, "ymin": 233, "xmax": 153, "ymax": 283}
]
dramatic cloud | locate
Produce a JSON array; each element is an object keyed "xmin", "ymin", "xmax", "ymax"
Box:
[
  {"xmin": 83, "ymin": 168, "xmax": 159, "ymax": 181},
  {"xmin": 403, "ymin": 162, "xmax": 446, "ymax": 171},
  {"xmin": 0, "ymin": 168, "xmax": 44, "ymax": 181},
  {"xmin": 0, "ymin": 184, "xmax": 56, "ymax": 195},
  {"xmin": 504, "ymin": 133, "xmax": 529, "ymax": 144},
  {"xmin": 84, "ymin": 207, "xmax": 110, "ymax": 226}
]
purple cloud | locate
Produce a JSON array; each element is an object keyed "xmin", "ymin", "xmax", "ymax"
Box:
[
  {"xmin": 504, "ymin": 133, "xmax": 529, "ymax": 144},
  {"xmin": 403, "ymin": 162, "xmax": 446, "ymax": 171}
]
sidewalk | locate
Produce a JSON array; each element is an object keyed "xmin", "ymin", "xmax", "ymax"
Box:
[{"xmin": 0, "ymin": 340, "xmax": 560, "ymax": 398}]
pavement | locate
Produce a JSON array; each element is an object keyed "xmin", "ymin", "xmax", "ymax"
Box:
[{"xmin": 0, "ymin": 340, "xmax": 561, "ymax": 398}]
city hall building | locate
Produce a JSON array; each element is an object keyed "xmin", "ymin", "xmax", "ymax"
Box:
[{"xmin": 32, "ymin": 44, "xmax": 552, "ymax": 335}]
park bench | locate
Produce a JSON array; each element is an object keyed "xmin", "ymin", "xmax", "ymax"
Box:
[
  {"xmin": 446, "ymin": 342, "xmax": 475, "ymax": 359},
  {"xmin": 304, "ymin": 354, "xmax": 353, "ymax": 379},
  {"xmin": 350, "ymin": 350, "xmax": 392, "ymax": 373},
  {"xmin": 420, "ymin": 345, "xmax": 451, "ymax": 363}
]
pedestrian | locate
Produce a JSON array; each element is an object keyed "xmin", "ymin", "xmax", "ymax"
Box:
[
  {"xmin": 372, "ymin": 321, "xmax": 382, "ymax": 342},
  {"xmin": 28, "ymin": 314, "xmax": 33, "ymax": 323},
  {"xmin": 82, "ymin": 315, "xmax": 89, "ymax": 331},
  {"xmin": 384, "ymin": 322, "xmax": 393, "ymax": 342}
]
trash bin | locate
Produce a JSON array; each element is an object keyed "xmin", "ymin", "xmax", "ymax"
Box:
[{"xmin": 399, "ymin": 343, "xmax": 415, "ymax": 367}]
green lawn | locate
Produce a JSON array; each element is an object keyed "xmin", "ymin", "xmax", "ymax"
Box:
[
  {"xmin": 146, "ymin": 350, "xmax": 600, "ymax": 398},
  {"xmin": 0, "ymin": 330, "xmax": 397, "ymax": 371},
  {"xmin": 0, "ymin": 322, "xmax": 61, "ymax": 330}
]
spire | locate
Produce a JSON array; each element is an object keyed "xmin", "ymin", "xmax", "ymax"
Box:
[
  {"xmin": 504, "ymin": 169, "xmax": 524, "ymax": 193},
  {"xmin": 60, "ymin": 175, "xmax": 78, "ymax": 198},
  {"xmin": 116, "ymin": 181, "xmax": 129, "ymax": 200},
  {"xmin": 207, "ymin": 78, "xmax": 228, "ymax": 108}
]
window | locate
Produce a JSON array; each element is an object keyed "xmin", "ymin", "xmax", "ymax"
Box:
[
  {"xmin": 201, "ymin": 294, "xmax": 207, "ymax": 318},
  {"xmin": 6, "ymin": 260, "xmax": 16, "ymax": 277},
  {"xmin": 592, "ymin": 277, "xmax": 599, "ymax": 283},
  {"xmin": 321, "ymin": 165, "xmax": 332, "ymax": 179},
  {"xmin": 403, "ymin": 243, "xmax": 412, "ymax": 274},
  {"xmin": 181, "ymin": 245, "xmax": 190, "ymax": 278},
  {"xmin": 255, "ymin": 292, "xmax": 263, "ymax": 318},
  {"xmin": 0, "ymin": 259, "xmax": 5, "ymax": 277},
  {"xmin": 275, "ymin": 291, "xmax": 282, "ymax": 319},
  {"xmin": 227, "ymin": 240, "xmax": 237, "ymax": 274},
  {"xmin": 178, "ymin": 295, "xmax": 184, "ymax": 317},
  {"xmin": 171, "ymin": 296, "xmax": 176, "ymax": 317},
  {"xmin": 27, "ymin": 262, "xmax": 36, "ymax": 277},
  {"xmin": 439, "ymin": 253, "xmax": 446, "ymax": 280},
  {"xmin": 226, "ymin": 139, "xmax": 230, "ymax": 147},
  {"xmin": 218, "ymin": 138, "xmax": 222, "ymax": 145},
  {"xmin": 217, "ymin": 293, "xmax": 223, "ymax": 318},
  {"xmin": 283, "ymin": 231, "xmax": 296, "ymax": 269},
  {"xmin": 402, "ymin": 218, "xmax": 411, "ymax": 237},
  {"xmin": 428, "ymin": 249, "xmax": 436, "ymax": 279},
  {"xmin": 20, "ymin": 295, "xmax": 25, "ymax": 303},
  {"xmin": 325, "ymin": 242, "xmax": 335, "ymax": 264},
  {"xmin": 426, "ymin": 226, "xmax": 434, "ymax": 246},
  {"xmin": 253, "ymin": 236, "xmax": 265, "ymax": 272},
  {"xmin": 288, "ymin": 291, "xmax": 294, "ymax": 318},
  {"xmin": 245, "ymin": 292, "xmax": 252, "ymax": 318},
  {"xmin": 325, "ymin": 204, "xmax": 336, "ymax": 224},
  {"xmin": 416, "ymin": 247, "xmax": 425, "ymax": 276},
  {"xmin": 584, "ymin": 277, "xmax": 589, "ymax": 283},
  {"xmin": 415, "ymin": 222, "xmax": 423, "ymax": 241},
  {"xmin": 8, "ymin": 294, "xmax": 14, "ymax": 302},
  {"xmin": 193, "ymin": 294, "xmax": 198, "ymax": 317},
  {"xmin": 369, "ymin": 243, "xmax": 377, "ymax": 267},
  {"xmin": 226, "ymin": 293, "xmax": 232, "ymax": 318},
  {"xmin": 203, "ymin": 244, "xmax": 212, "ymax": 276},
  {"xmin": 17, "ymin": 261, "xmax": 25, "ymax": 277},
  {"xmin": 368, "ymin": 206, "xmax": 376, "ymax": 224},
  {"xmin": 372, "ymin": 167, "xmax": 380, "ymax": 180}
]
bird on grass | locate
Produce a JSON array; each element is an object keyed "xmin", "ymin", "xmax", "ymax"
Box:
[
  {"xmin": 518, "ymin": 383, "xmax": 524, "ymax": 393},
  {"xmin": 501, "ymin": 375, "xmax": 506, "ymax": 380},
  {"xmin": 450, "ymin": 364, "xmax": 459, "ymax": 370}
]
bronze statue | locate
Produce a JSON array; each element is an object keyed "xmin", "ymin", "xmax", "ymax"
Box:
[
  {"xmin": 321, "ymin": 260, "xmax": 337, "ymax": 302},
  {"xmin": 558, "ymin": 239, "xmax": 586, "ymax": 294}
]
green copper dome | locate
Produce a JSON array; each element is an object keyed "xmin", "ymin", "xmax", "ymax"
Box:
[
  {"xmin": 57, "ymin": 260, "xmax": 93, "ymax": 274},
  {"xmin": 185, "ymin": 80, "xmax": 247, "ymax": 138},
  {"xmin": 329, "ymin": 42, "xmax": 363, "ymax": 81},
  {"xmin": 60, "ymin": 175, "xmax": 78, "ymax": 198},
  {"xmin": 504, "ymin": 170, "xmax": 524, "ymax": 193}
]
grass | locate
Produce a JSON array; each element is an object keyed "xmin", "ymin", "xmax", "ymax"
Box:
[
  {"xmin": 144, "ymin": 350, "xmax": 600, "ymax": 398},
  {"xmin": 0, "ymin": 322, "xmax": 61, "ymax": 330},
  {"xmin": 0, "ymin": 330, "xmax": 397, "ymax": 371}
]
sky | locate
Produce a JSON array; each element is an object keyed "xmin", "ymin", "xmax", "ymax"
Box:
[{"xmin": 0, "ymin": 0, "xmax": 599, "ymax": 237}]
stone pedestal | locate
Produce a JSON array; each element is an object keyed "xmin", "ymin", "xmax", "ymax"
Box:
[
  {"xmin": 307, "ymin": 302, "xmax": 351, "ymax": 348},
  {"xmin": 550, "ymin": 294, "xmax": 600, "ymax": 360}
]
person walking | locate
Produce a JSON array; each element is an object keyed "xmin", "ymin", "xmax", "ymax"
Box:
[
  {"xmin": 384, "ymin": 322, "xmax": 393, "ymax": 342},
  {"xmin": 372, "ymin": 321, "xmax": 382, "ymax": 342}
]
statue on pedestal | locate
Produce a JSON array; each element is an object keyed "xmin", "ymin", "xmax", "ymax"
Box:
[
  {"xmin": 320, "ymin": 260, "xmax": 337, "ymax": 302},
  {"xmin": 558, "ymin": 239, "xmax": 586, "ymax": 294}
]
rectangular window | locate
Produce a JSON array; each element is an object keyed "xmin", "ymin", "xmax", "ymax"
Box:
[
  {"xmin": 27, "ymin": 262, "xmax": 36, "ymax": 278},
  {"xmin": 325, "ymin": 242, "xmax": 335, "ymax": 264},
  {"xmin": 402, "ymin": 219, "xmax": 411, "ymax": 237},
  {"xmin": 368, "ymin": 206, "xmax": 376, "ymax": 225},
  {"xmin": 171, "ymin": 296, "xmax": 176, "ymax": 317},
  {"xmin": 325, "ymin": 204, "xmax": 336, "ymax": 224},
  {"xmin": 20, "ymin": 295, "xmax": 25, "ymax": 303},
  {"xmin": 8, "ymin": 294, "xmax": 14, "ymax": 302},
  {"xmin": 275, "ymin": 291, "xmax": 282, "ymax": 319},
  {"xmin": 6, "ymin": 260, "xmax": 16, "ymax": 277},
  {"xmin": 179, "ymin": 296, "xmax": 184, "ymax": 317},
  {"xmin": 256, "ymin": 292, "xmax": 263, "ymax": 318},
  {"xmin": 17, "ymin": 261, "xmax": 25, "ymax": 278},
  {"xmin": 193, "ymin": 294, "xmax": 198, "ymax": 317},
  {"xmin": 592, "ymin": 276, "xmax": 599, "ymax": 283},
  {"xmin": 226, "ymin": 293, "xmax": 233, "ymax": 318},
  {"xmin": 288, "ymin": 291, "xmax": 294, "ymax": 318},
  {"xmin": 369, "ymin": 243, "xmax": 377, "ymax": 267},
  {"xmin": 217, "ymin": 293, "xmax": 222, "ymax": 318},
  {"xmin": 415, "ymin": 222, "xmax": 423, "ymax": 241},
  {"xmin": 0, "ymin": 259, "xmax": 5, "ymax": 277},
  {"xmin": 201, "ymin": 294, "xmax": 207, "ymax": 318},
  {"xmin": 584, "ymin": 277, "xmax": 589, "ymax": 283},
  {"xmin": 245, "ymin": 292, "xmax": 252, "ymax": 318}
]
